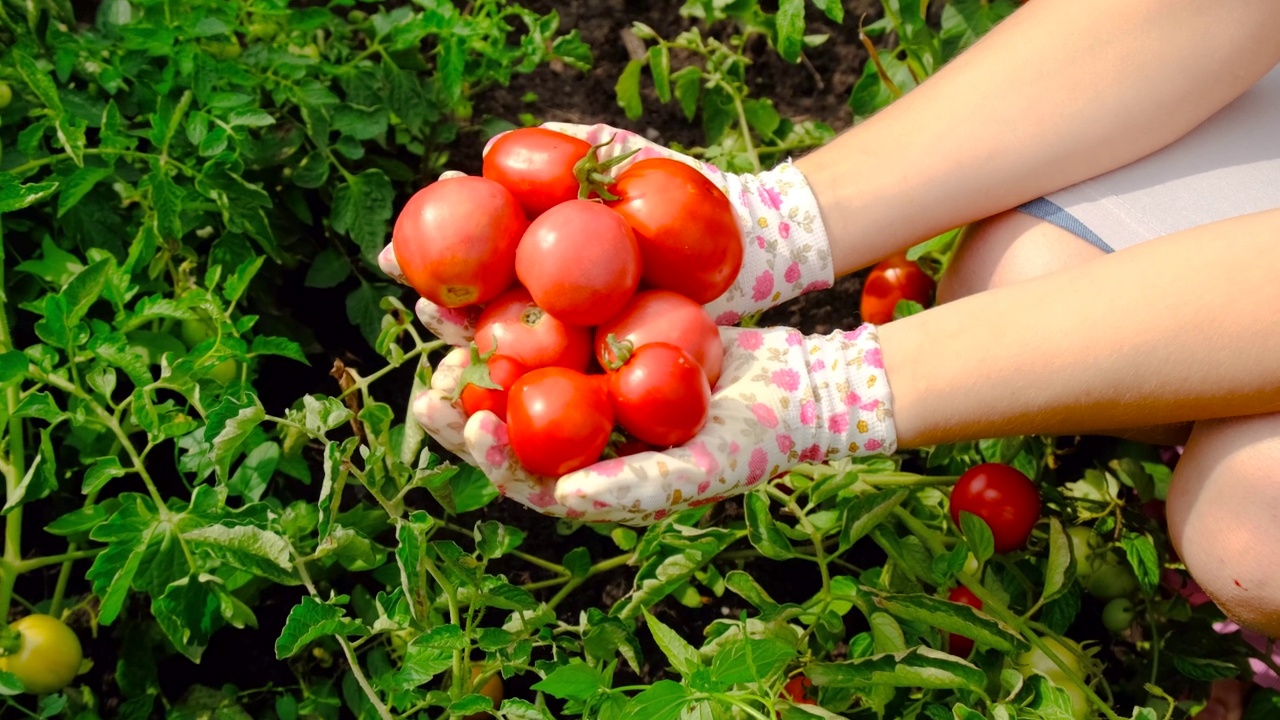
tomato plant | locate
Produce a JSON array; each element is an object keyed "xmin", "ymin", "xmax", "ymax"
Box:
[
  {"xmin": 949, "ymin": 463, "xmax": 1041, "ymax": 553},
  {"xmin": 483, "ymin": 127, "xmax": 592, "ymax": 217},
  {"xmin": 464, "ymin": 665, "xmax": 504, "ymax": 720},
  {"xmin": 0, "ymin": 615, "xmax": 83, "ymax": 695},
  {"xmin": 1015, "ymin": 637, "xmax": 1091, "ymax": 720},
  {"xmin": 594, "ymin": 290, "xmax": 724, "ymax": 386},
  {"xmin": 475, "ymin": 287, "xmax": 593, "ymax": 371},
  {"xmin": 606, "ymin": 341, "xmax": 711, "ymax": 447},
  {"xmin": 946, "ymin": 585, "xmax": 983, "ymax": 658},
  {"xmin": 392, "ymin": 176, "xmax": 528, "ymax": 308},
  {"xmin": 860, "ymin": 252, "xmax": 936, "ymax": 324},
  {"xmin": 1067, "ymin": 526, "xmax": 1140, "ymax": 599},
  {"xmin": 507, "ymin": 367, "xmax": 614, "ymax": 476},
  {"xmin": 515, "ymin": 200, "xmax": 642, "ymax": 326},
  {"xmin": 457, "ymin": 352, "xmax": 529, "ymax": 420},
  {"xmin": 606, "ymin": 158, "xmax": 743, "ymax": 304}
]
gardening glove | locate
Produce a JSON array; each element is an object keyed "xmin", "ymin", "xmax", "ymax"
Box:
[
  {"xmin": 419, "ymin": 323, "xmax": 897, "ymax": 526},
  {"xmin": 377, "ymin": 121, "xmax": 835, "ymax": 343}
]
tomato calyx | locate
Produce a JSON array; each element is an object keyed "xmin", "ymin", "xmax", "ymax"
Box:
[
  {"xmin": 600, "ymin": 333, "xmax": 636, "ymax": 371},
  {"xmin": 450, "ymin": 343, "xmax": 504, "ymax": 403},
  {"xmin": 572, "ymin": 135, "xmax": 640, "ymax": 202},
  {"xmin": 0, "ymin": 624, "xmax": 21, "ymax": 656}
]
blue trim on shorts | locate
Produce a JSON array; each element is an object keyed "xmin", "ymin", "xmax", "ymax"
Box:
[{"xmin": 1016, "ymin": 198, "xmax": 1115, "ymax": 254}]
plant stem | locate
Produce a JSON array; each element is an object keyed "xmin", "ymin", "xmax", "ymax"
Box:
[
  {"xmin": 14, "ymin": 547, "xmax": 104, "ymax": 573},
  {"xmin": 0, "ymin": 221, "xmax": 24, "ymax": 623},
  {"xmin": 421, "ymin": 553, "xmax": 465, "ymax": 696}
]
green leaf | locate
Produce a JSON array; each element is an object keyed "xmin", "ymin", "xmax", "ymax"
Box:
[
  {"xmin": 672, "ymin": 66, "xmax": 702, "ymax": 121},
  {"xmin": 811, "ymin": 0, "xmax": 845, "ymax": 23},
  {"xmin": 2, "ymin": 430, "xmax": 57, "ymax": 513},
  {"xmin": 775, "ymin": 0, "xmax": 807, "ymax": 63},
  {"xmin": 14, "ymin": 236, "xmax": 82, "ymax": 284},
  {"xmin": 475, "ymin": 521, "xmax": 525, "ymax": 560},
  {"xmin": 1119, "ymin": 532, "xmax": 1161, "ymax": 594},
  {"xmin": 293, "ymin": 151, "xmax": 331, "ymax": 189},
  {"xmin": 0, "ymin": 670, "xmax": 24, "ymax": 695},
  {"xmin": 250, "ymin": 336, "xmax": 308, "ymax": 364},
  {"xmin": 83, "ymin": 456, "xmax": 127, "ymax": 495},
  {"xmin": 0, "ymin": 352, "xmax": 28, "ymax": 385},
  {"xmin": 530, "ymin": 661, "xmax": 607, "ymax": 702},
  {"xmin": 152, "ymin": 574, "xmax": 220, "ymax": 662},
  {"xmin": 648, "ymin": 45, "xmax": 671, "ymax": 103},
  {"xmin": 708, "ymin": 637, "xmax": 797, "ymax": 686},
  {"xmin": 149, "ymin": 169, "xmax": 184, "ymax": 240},
  {"xmin": 204, "ymin": 396, "xmax": 267, "ymax": 481},
  {"xmin": 14, "ymin": 52, "xmax": 64, "ymax": 113},
  {"xmin": 644, "ymin": 609, "xmax": 701, "ymax": 679},
  {"xmin": 86, "ymin": 495, "xmax": 158, "ymax": 624},
  {"xmin": 873, "ymin": 592, "xmax": 1022, "ymax": 654},
  {"xmin": 620, "ymin": 680, "xmax": 694, "ymax": 720},
  {"xmin": 227, "ymin": 108, "xmax": 276, "ymax": 127},
  {"xmin": 332, "ymin": 105, "xmax": 389, "ymax": 140},
  {"xmin": 743, "ymin": 98, "xmax": 781, "ymax": 139},
  {"xmin": 745, "ymin": 492, "xmax": 795, "ymax": 559},
  {"xmin": 183, "ymin": 524, "xmax": 298, "ymax": 585},
  {"xmin": 959, "ymin": 511, "xmax": 995, "ymax": 563},
  {"xmin": 274, "ymin": 596, "xmax": 367, "ymax": 659},
  {"xmin": 615, "ymin": 59, "xmax": 644, "ymax": 121},
  {"xmin": 12, "ymin": 393, "xmax": 60, "ymax": 423},
  {"xmin": 304, "ymin": 249, "xmax": 352, "ymax": 288},
  {"xmin": 57, "ymin": 164, "xmax": 115, "ymax": 217},
  {"xmin": 61, "ymin": 259, "xmax": 112, "ymax": 325},
  {"xmin": 1040, "ymin": 518, "xmax": 1075, "ymax": 604},
  {"xmin": 228, "ymin": 441, "xmax": 280, "ymax": 501},
  {"xmin": 331, "ymin": 169, "xmax": 394, "ymax": 257},
  {"xmin": 839, "ymin": 488, "xmax": 908, "ymax": 552},
  {"xmin": 808, "ymin": 647, "xmax": 987, "ymax": 690}
]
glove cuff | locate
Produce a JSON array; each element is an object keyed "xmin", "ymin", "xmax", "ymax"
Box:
[
  {"xmin": 704, "ymin": 163, "xmax": 836, "ymax": 323},
  {"xmin": 802, "ymin": 324, "xmax": 898, "ymax": 459}
]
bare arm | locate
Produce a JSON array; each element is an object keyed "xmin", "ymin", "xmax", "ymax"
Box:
[
  {"xmin": 879, "ymin": 208, "xmax": 1280, "ymax": 446},
  {"xmin": 795, "ymin": 0, "xmax": 1280, "ymax": 276}
]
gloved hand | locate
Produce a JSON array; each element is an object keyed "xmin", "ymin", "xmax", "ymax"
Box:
[
  {"xmin": 416, "ymin": 323, "xmax": 898, "ymax": 525},
  {"xmin": 378, "ymin": 121, "xmax": 836, "ymax": 343}
]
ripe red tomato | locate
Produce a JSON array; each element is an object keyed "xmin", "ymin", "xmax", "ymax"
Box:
[
  {"xmin": 606, "ymin": 158, "xmax": 742, "ymax": 304},
  {"xmin": 458, "ymin": 354, "xmax": 529, "ymax": 420},
  {"xmin": 515, "ymin": 200, "xmax": 642, "ymax": 326},
  {"xmin": 607, "ymin": 342, "xmax": 710, "ymax": 447},
  {"xmin": 949, "ymin": 463, "xmax": 1042, "ymax": 553},
  {"xmin": 507, "ymin": 367, "xmax": 614, "ymax": 476},
  {"xmin": 594, "ymin": 290, "xmax": 724, "ymax": 387},
  {"xmin": 474, "ymin": 288, "xmax": 592, "ymax": 372},
  {"xmin": 782, "ymin": 675, "xmax": 814, "ymax": 704},
  {"xmin": 946, "ymin": 585, "xmax": 984, "ymax": 657},
  {"xmin": 391, "ymin": 176, "xmax": 528, "ymax": 308},
  {"xmin": 859, "ymin": 252, "xmax": 935, "ymax": 324},
  {"xmin": 482, "ymin": 128, "xmax": 591, "ymax": 218}
]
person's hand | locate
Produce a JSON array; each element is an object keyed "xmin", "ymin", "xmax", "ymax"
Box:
[{"xmin": 416, "ymin": 323, "xmax": 898, "ymax": 525}]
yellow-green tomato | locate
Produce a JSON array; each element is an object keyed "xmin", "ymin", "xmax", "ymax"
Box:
[
  {"xmin": 1015, "ymin": 637, "xmax": 1089, "ymax": 720},
  {"xmin": 208, "ymin": 359, "xmax": 239, "ymax": 385},
  {"xmin": 1084, "ymin": 550, "xmax": 1138, "ymax": 600},
  {"xmin": 0, "ymin": 83, "xmax": 12, "ymax": 109},
  {"xmin": 179, "ymin": 317, "xmax": 214, "ymax": 349},
  {"xmin": 0, "ymin": 615, "xmax": 83, "ymax": 694},
  {"xmin": 1102, "ymin": 598, "xmax": 1136, "ymax": 633}
]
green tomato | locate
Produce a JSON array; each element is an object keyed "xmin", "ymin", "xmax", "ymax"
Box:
[
  {"xmin": 208, "ymin": 358, "xmax": 239, "ymax": 385},
  {"xmin": 0, "ymin": 615, "xmax": 83, "ymax": 694},
  {"xmin": 0, "ymin": 82, "xmax": 12, "ymax": 109},
  {"xmin": 247, "ymin": 20, "xmax": 279, "ymax": 39},
  {"xmin": 179, "ymin": 317, "xmax": 214, "ymax": 349},
  {"xmin": 1102, "ymin": 598, "xmax": 1136, "ymax": 633},
  {"xmin": 1015, "ymin": 637, "xmax": 1090, "ymax": 720},
  {"xmin": 1085, "ymin": 551, "xmax": 1138, "ymax": 600}
]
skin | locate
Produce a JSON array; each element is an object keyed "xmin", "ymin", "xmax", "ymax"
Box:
[{"xmin": 783, "ymin": 0, "xmax": 1280, "ymax": 640}]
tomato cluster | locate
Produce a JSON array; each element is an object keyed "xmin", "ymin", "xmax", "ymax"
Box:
[{"xmin": 392, "ymin": 128, "xmax": 743, "ymax": 476}]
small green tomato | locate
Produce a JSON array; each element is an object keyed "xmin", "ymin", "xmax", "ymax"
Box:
[
  {"xmin": 1102, "ymin": 598, "xmax": 1136, "ymax": 633},
  {"xmin": 0, "ymin": 82, "xmax": 13, "ymax": 110}
]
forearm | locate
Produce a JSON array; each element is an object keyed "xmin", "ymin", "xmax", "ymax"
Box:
[
  {"xmin": 879, "ymin": 208, "xmax": 1280, "ymax": 447},
  {"xmin": 796, "ymin": 0, "xmax": 1280, "ymax": 275}
]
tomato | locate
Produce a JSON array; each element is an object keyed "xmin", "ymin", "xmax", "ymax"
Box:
[
  {"xmin": 1066, "ymin": 526, "xmax": 1139, "ymax": 599},
  {"xmin": 0, "ymin": 83, "xmax": 13, "ymax": 110},
  {"xmin": 607, "ymin": 342, "xmax": 710, "ymax": 447},
  {"xmin": 458, "ymin": 353, "xmax": 529, "ymax": 420},
  {"xmin": 0, "ymin": 615, "xmax": 83, "ymax": 694},
  {"xmin": 949, "ymin": 463, "xmax": 1041, "ymax": 553},
  {"xmin": 946, "ymin": 585, "xmax": 983, "ymax": 658},
  {"xmin": 483, "ymin": 128, "xmax": 592, "ymax": 218},
  {"xmin": 392, "ymin": 176, "xmax": 528, "ymax": 308},
  {"xmin": 1102, "ymin": 598, "xmax": 1136, "ymax": 633},
  {"xmin": 782, "ymin": 675, "xmax": 814, "ymax": 704},
  {"xmin": 1015, "ymin": 637, "xmax": 1090, "ymax": 720},
  {"xmin": 594, "ymin": 290, "xmax": 724, "ymax": 387},
  {"xmin": 507, "ymin": 367, "xmax": 614, "ymax": 476},
  {"xmin": 475, "ymin": 288, "xmax": 592, "ymax": 372},
  {"xmin": 606, "ymin": 158, "xmax": 742, "ymax": 304},
  {"xmin": 464, "ymin": 665, "xmax": 504, "ymax": 720},
  {"xmin": 859, "ymin": 252, "xmax": 935, "ymax": 325},
  {"xmin": 515, "ymin": 200, "xmax": 641, "ymax": 326}
]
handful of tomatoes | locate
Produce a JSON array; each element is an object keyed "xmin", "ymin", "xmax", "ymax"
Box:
[{"xmin": 391, "ymin": 128, "xmax": 744, "ymax": 477}]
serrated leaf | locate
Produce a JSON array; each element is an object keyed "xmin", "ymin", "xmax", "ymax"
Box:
[
  {"xmin": 83, "ymin": 456, "xmax": 127, "ymax": 495},
  {"xmin": 14, "ymin": 52, "xmax": 63, "ymax": 113},
  {"xmin": 775, "ymin": 0, "xmax": 806, "ymax": 63},
  {"xmin": 873, "ymin": 592, "xmax": 1022, "ymax": 654},
  {"xmin": 152, "ymin": 574, "xmax": 219, "ymax": 662},
  {"xmin": 959, "ymin": 511, "xmax": 995, "ymax": 562},
  {"xmin": 620, "ymin": 679, "xmax": 693, "ymax": 720},
  {"xmin": 303, "ymin": 249, "xmax": 351, "ymax": 288},
  {"xmin": 57, "ymin": 164, "xmax": 115, "ymax": 217},
  {"xmin": 672, "ymin": 66, "xmax": 702, "ymax": 121},
  {"xmin": 330, "ymin": 169, "xmax": 394, "ymax": 257},
  {"xmin": 274, "ymin": 596, "xmax": 367, "ymax": 659},
  {"xmin": 808, "ymin": 646, "xmax": 986, "ymax": 690},
  {"xmin": 12, "ymin": 392, "xmax": 60, "ymax": 422},
  {"xmin": 531, "ymin": 661, "xmax": 607, "ymax": 702},
  {"xmin": 183, "ymin": 524, "xmax": 298, "ymax": 585},
  {"xmin": 475, "ymin": 521, "xmax": 525, "ymax": 560},
  {"xmin": 1120, "ymin": 532, "xmax": 1161, "ymax": 594},
  {"xmin": 227, "ymin": 108, "xmax": 276, "ymax": 127},
  {"xmin": 839, "ymin": 488, "xmax": 908, "ymax": 552},
  {"xmin": 250, "ymin": 336, "xmax": 308, "ymax": 364},
  {"xmin": 615, "ymin": 59, "xmax": 644, "ymax": 121},
  {"xmin": 204, "ymin": 396, "xmax": 267, "ymax": 481},
  {"xmin": 643, "ymin": 609, "xmax": 700, "ymax": 679},
  {"xmin": 745, "ymin": 492, "xmax": 794, "ymax": 559},
  {"xmin": 708, "ymin": 637, "xmax": 796, "ymax": 686}
]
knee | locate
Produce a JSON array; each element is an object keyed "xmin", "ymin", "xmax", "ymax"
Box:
[
  {"xmin": 1166, "ymin": 415, "xmax": 1280, "ymax": 637},
  {"xmin": 935, "ymin": 209, "xmax": 1106, "ymax": 304}
]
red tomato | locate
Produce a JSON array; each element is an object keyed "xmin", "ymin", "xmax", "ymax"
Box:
[
  {"xmin": 949, "ymin": 463, "xmax": 1042, "ymax": 554},
  {"xmin": 515, "ymin": 200, "xmax": 642, "ymax": 326},
  {"xmin": 458, "ymin": 354, "xmax": 529, "ymax": 419},
  {"xmin": 594, "ymin": 290, "xmax": 724, "ymax": 387},
  {"xmin": 391, "ymin": 176, "xmax": 528, "ymax": 308},
  {"xmin": 475, "ymin": 288, "xmax": 592, "ymax": 372},
  {"xmin": 483, "ymin": 128, "xmax": 591, "ymax": 218},
  {"xmin": 507, "ymin": 367, "xmax": 614, "ymax": 476},
  {"xmin": 608, "ymin": 343, "xmax": 710, "ymax": 447},
  {"xmin": 859, "ymin": 252, "xmax": 935, "ymax": 324},
  {"xmin": 606, "ymin": 158, "xmax": 742, "ymax": 304},
  {"xmin": 946, "ymin": 586, "xmax": 984, "ymax": 657},
  {"xmin": 782, "ymin": 675, "xmax": 814, "ymax": 704}
]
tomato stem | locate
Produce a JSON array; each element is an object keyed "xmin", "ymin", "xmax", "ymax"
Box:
[
  {"xmin": 602, "ymin": 333, "xmax": 634, "ymax": 371},
  {"xmin": 572, "ymin": 134, "xmax": 641, "ymax": 201}
]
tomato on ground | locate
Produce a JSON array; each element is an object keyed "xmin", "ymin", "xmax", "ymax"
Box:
[
  {"xmin": 515, "ymin": 200, "xmax": 642, "ymax": 326},
  {"xmin": 507, "ymin": 367, "xmax": 614, "ymax": 476},
  {"xmin": 859, "ymin": 252, "xmax": 935, "ymax": 324},
  {"xmin": 458, "ymin": 352, "xmax": 529, "ymax": 420},
  {"xmin": 949, "ymin": 463, "xmax": 1041, "ymax": 553},
  {"xmin": 606, "ymin": 342, "xmax": 710, "ymax": 447},
  {"xmin": 594, "ymin": 289, "xmax": 724, "ymax": 387},
  {"xmin": 483, "ymin": 127, "xmax": 592, "ymax": 218},
  {"xmin": 392, "ymin": 176, "xmax": 528, "ymax": 308},
  {"xmin": 474, "ymin": 287, "xmax": 592, "ymax": 372},
  {"xmin": 606, "ymin": 158, "xmax": 742, "ymax": 304},
  {"xmin": 0, "ymin": 615, "xmax": 83, "ymax": 694},
  {"xmin": 946, "ymin": 585, "xmax": 984, "ymax": 657}
]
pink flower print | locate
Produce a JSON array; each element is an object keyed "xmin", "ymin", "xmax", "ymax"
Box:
[
  {"xmin": 696, "ymin": 480, "xmax": 712, "ymax": 495},
  {"xmin": 751, "ymin": 403, "xmax": 779, "ymax": 428},
  {"xmin": 810, "ymin": 359, "xmax": 825, "ymax": 372},
  {"xmin": 746, "ymin": 448, "xmax": 768, "ymax": 484},
  {"xmin": 757, "ymin": 184, "xmax": 783, "ymax": 210},
  {"xmin": 438, "ymin": 305, "xmax": 474, "ymax": 328},
  {"xmin": 785, "ymin": 330, "xmax": 804, "ymax": 346},
  {"xmin": 770, "ymin": 367, "xmax": 801, "ymax": 392},
  {"xmin": 802, "ymin": 280, "xmax": 832, "ymax": 293},
  {"xmin": 740, "ymin": 186, "xmax": 753, "ymax": 206},
  {"xmin": 526, "ymin": 484, "xmax": 558, "ymax": 508},
  {"xmin": 798, "ymin": 444, "xmax": 823, "ymax": 463},
  {"xmin": 752, "ymin": 271, "xmax": 775, "ymax": 302},
  {"xmin": 591, "ymin": 457, "xmax": 628, "ymax": 478},
  {"xmin": 842, "ymin": 326, "xmax": 867, "ymax": 342},
  {"xmin": 865, "ymin": 347, "xmax": 884, "ymax": 368},
  {"xmin": 784, "ymin": 262, "xmax": 801, "ymax": 283},
  {"xmin": 688, "ymin": 441, "xmax": 720, "ymax": 476},
  {"xmin": 688, "ymin": 494, "xmax": 724, "ymax": 507},
  {"xmin": 776, "ymin": 433, "xmax": 795, "ymax": 454},
  {"xmin": 728, "ymin": 441, "xmax": 741, "ymax": 456},
  {"xmin": 756, "ymin": 234, "xmax": 767, "ymax": 249},
  {"xmin": 828, "ymin": 414, "xmax": 849, "ymax": 434},
  {"xmin": 636, "ymin": 147, "xmax": 664, "ymax": 162},
  {"xmin": 716, "ymin": 311, "xmax": 741, "ymax": 325},
  {"xmin": 778, "ymin": 221, "xmax": 791, "ymax": 239},
  {"xmin": 654, "ymin": 508, "xmax": 669, "ymax": 521},
  {"xmin": 485, "ymin": 444, "xmax": 508, "ymax": 468},
  {"xmin": 847, "ymin": 390, "xmax": 880, "ymax": 412},
  {"xmin": 800, "ymin": 399, "xmax": 817, "ymax": 425},
  {"xmin": 737, "ymin": 330, "xmax": 764, "ymax": 351},
  {"xmin": 864, "ymin": 438, "xmax": 883, "ymax": 452}
]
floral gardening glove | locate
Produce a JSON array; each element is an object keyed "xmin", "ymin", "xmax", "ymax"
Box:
[{"xmin": 418, "ymin": 323, "xmax": 897, "ymax": 526}]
